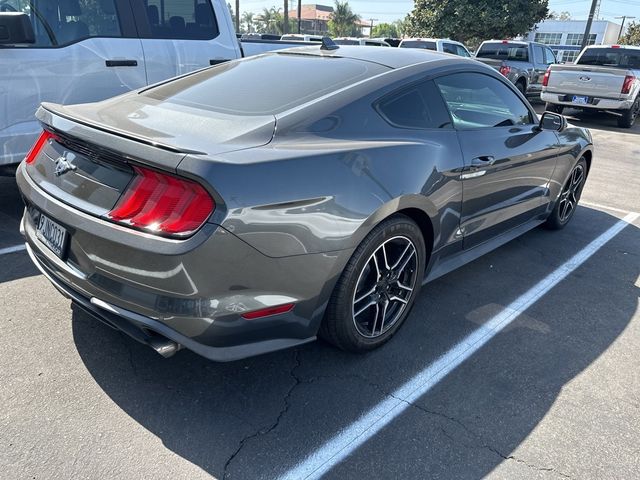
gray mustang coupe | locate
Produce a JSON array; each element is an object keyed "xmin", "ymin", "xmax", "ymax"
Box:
[{"xmin": 17, "ymin": 44, "xmax": 593, "ymax": 361}]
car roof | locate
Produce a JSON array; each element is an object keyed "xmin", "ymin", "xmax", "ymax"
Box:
[
  {"xmin": 276, "ymin": 45, "xmax": 467, "ymax": 69},
  {"xmin": 586, "ymin": 44, "xmax": 640, "ymax": 50}
]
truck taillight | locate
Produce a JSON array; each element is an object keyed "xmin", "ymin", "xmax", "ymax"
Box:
[
  {"xmin": 621, "ymin": 75, "xmax": 636, "ymax": 94},
  {"xmin": 542, "ymin": 67, "xmax": 552, "ymax": 87},
  {"xmin": 499, "ymin": 65, "xmax": 511, "ymax": 77},
  {"xmin": 25, "ymin": 130, "xmax": 58, "ymax": 164},
  {"xmin": 106, "ymin": 165, "xmax": 215, "ymax": 238}
]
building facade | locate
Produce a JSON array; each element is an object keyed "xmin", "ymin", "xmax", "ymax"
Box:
[{"xmin": 522, "ymin": 20, "xmax": 622, "ymax": 63}]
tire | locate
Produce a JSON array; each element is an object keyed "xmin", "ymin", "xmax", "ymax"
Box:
[
  {"xmin": 545, "ymin": 158, "xmax": 587, "ymax": 230},
  {"xmin": 617, "ymin": 97, "xmax": 640, "ymax": 128},
  {"xmin": 545, "ymin": 102, "xmax": 564, "ymax": 114},
  {"xmin": 515, "ymin": 80, "xmax": 526, "ymax": 95},
  {"xmin": 321, "ymin": 214, "xmax": 426, "ymax": 353}
]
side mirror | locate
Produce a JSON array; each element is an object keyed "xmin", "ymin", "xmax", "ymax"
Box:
[
  {"xmin": 0, "ymin": 12, "xmax": 35, "ymax": 45},
  {"xmin": 539, "ymin": 111, "xmax": 567, "ymax": 132}
]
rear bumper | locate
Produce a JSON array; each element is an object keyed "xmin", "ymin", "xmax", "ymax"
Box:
[
  {"xmin": 17, "ymin": 162, "xmax": 348, "ymax": 361},
  {"xmin": 541, "ymin": 92, "xmax": 633, "ymax": 110},
  {"xmin": 25, "ymin": 242, "xmax": 314, "ymax": 361}
]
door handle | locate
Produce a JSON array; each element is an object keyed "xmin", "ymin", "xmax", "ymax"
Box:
[
  {"xmin": 471, "ymin": 156, "xmax": 495, "ymax": 167},
  {"xmin": 105, "ymin": 60, "xmax": 138, "ymax": 67}
]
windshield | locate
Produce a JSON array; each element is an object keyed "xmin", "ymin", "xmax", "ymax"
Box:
[
  {"xmin": 476, "ymin": 43, "xmax": 529, "ymax": 62},
  {"xmin": 577, "ymin": 48, "xmax": 640, "ymax": 68},
  {"xmin": 400, "ymin": 41, "xmax": 436, "ymax": 50},
  {"xmin": 143, "ymin": 54, "xmax": 388, "ymax": 116}
]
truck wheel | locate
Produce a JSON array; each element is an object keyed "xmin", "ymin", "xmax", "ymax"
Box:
[
  {"xmin": 545, "ymin": 103, "xmax": 563, "ymax": 114},
  {"xmin": 515, "ymin": 80, "xmax": 526, "ymax": 95},
  {"xmin": 617, "ymin": 97, "xmax": 640, "ymax": 128}
]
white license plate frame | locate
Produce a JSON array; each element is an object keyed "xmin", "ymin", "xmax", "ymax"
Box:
[{"xmin": 36, "ymin": 213, "xmax": 68, "ymax": 259}]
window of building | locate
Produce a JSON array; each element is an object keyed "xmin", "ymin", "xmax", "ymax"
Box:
[
  {"xmin": 561, "ymin": 51, "xmax": 579, "ymax": 63},
  {"xmin": 565, "ymin": 33, "xmax": 597, "ymax": 46},
  {"xmin": 2, "ymin": 0, "xmax": 122, "ymax": 47},
  {"xmin": 534, "ymin": 32, "xmax": 562, "ymax": 45}
]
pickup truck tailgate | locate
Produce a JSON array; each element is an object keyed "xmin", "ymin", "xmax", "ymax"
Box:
[{"xmin": 547, "ymin": 65, "xmax": 626, "ymax": 98}]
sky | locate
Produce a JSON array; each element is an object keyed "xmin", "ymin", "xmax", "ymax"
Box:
[{"xmin": 235, "ymin": 0, "xmax": 640, "ymax": 26}]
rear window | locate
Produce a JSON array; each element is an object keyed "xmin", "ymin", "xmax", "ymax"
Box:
[
  {"xmin": 142, "ymin": 54, "xmax": 388, "ymax": 116},
  {"xmin": 577, "ymin": 48, "xmax": 640, "ymax": 68},
  {"xmin": 400, "ymin": 41, "xmax": 437, "ymax": 50},
  {"xmin": 476, "ymin": 43, "xmax": 529, "ymax": 62}
]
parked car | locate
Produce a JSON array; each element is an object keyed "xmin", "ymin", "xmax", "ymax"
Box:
[
  {"xmin": 399, "ymin": 38, "xmax": 471, "ymax": 57},
  {"xmin": 475, "ymin": 40, "xmax": 557, "ymax": 97},
  {"xmin": 0, "ymin": 0, "xmax": 312, "ymax": 173},
  {"xmin": 17, "ymin": 45, "xmax": 592, "ymax": 361},
  {"xmin": 541, "ymin": 45, "xmax": 640, "ymax": 128},
  {"xmin": 280, "ymin": 34, "xmax": 323, "ymax": 42},
  {"xmin": 334, "ymin": 37, "xmax": 390, "ymax": 47}
]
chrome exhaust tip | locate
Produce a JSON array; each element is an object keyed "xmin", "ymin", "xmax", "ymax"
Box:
[{"xmin": 148, "ymin": 337, "xmax": 181, "ymax": 358}]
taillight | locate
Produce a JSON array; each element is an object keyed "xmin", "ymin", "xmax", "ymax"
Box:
[
  {"xmin": 542, "ymin": 67, "xmax": 552, "ymax": 87},
  {"xmin": 106, "ymin": 165, "xmax": 214, "ymax": 237},
  {"xmin": 25, "ymin": 130, "xmax": 58, "ymax": 164},
  {"xmin": 499, "ymin": 64, "xmax": 511, "ymax": 77},
  {"xmin": 622, "ymin": 75, "xmax": 636, "ymax": 94}
]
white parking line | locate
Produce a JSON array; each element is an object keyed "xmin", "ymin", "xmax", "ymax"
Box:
[
  {"xmin": 0, "ymin": 244, "xmax": 26, "ymax": 256},
  {"xmin": 580, "ymin": 200, "xmax": 633, "ymax": 215},
  {"xmin": 280, "ymin": 211, "xmax": 640, "ymax": 480}
]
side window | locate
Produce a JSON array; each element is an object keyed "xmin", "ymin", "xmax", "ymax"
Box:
[
  {"xmin": 434, "ymin": 73, "xmax": 534, "ymax": 129},
  {"xmin": 533, "ymin": 45, "xmax": 545, "ymax": 64},
  {"xmin": 143, "ymin": 0, "xmax": 219, "ymax": 39},
  {"xmin": 376, "ymin": 80, "xmax": 452, "ymax": 130},
  {"xmin": 456, "ymin": 45, "xmax": 471, "ymax": 57},
  {"xmin": 442, "ymin": 43, "xmax": 457, "ymax": 55},
  {"xmin": 544, "ymin": 47, "xmax": 557, "ymax": 65},
  {"xmin": 3, "ymin": 0, "xmax": 122, "ymax": 47}
]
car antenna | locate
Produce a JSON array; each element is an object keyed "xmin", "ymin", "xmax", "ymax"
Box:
[{"xmin": 320, "ymin": 37, "xmax": 339, "ymax": 51}]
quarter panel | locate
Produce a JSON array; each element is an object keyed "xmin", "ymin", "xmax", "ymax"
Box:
[{"xmin": 178, "ymin": 131, "xmax": 465, "ymax": 258}]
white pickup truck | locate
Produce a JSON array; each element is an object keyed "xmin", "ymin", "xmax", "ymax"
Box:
[
  {"xmin": 541, "ymin": 45, "xmax": 640, "ymax": 128},
  {"xmin": 0, "ymin": 0, "xmax": 308, "ymax": 172}
]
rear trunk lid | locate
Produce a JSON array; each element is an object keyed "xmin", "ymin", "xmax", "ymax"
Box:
[
  {"xmin": 546, "ymin": 64, "xmax": 629, "ymax": 98},
  {"xmin": 27, "ymin": 96, "xmax": 275, "ymax": 215}
]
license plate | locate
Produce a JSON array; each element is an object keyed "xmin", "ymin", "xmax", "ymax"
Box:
[
  {"xmin": 572, "ymin": 95, "xmax": 589, "ymax": 105},
  {"xmin": 36, "ymin": 213, "xmax": 68, "ymax": 259}
]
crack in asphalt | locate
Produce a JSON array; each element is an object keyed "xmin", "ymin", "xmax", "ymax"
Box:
[
  {"xmin": 298, "ymin": 373, "xmax": 574, "ymax": 479},
  {"xmin": 220, "ymin": 364, "xmax": 573, "ymax": 479},
  {"xmin": 222, "ymin": 349, "xmax": 302, "ymax": 479}
]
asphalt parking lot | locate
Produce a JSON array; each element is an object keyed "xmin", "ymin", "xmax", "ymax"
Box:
[{"xmin": 1, "ymin": 106, "xmax": 639, "ymax": 480}]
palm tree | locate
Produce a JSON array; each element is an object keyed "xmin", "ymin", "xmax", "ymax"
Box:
[
  {"xmin": 328, "ymin": 1, "xmax": 361, "ymax": 37},
  {"xmin": 257, "ymin": 7, "xmax": 281, "ymax": 34},
  {"xmin": 241, "ymin": 11, "xmax": 255, "ymax": 33}
]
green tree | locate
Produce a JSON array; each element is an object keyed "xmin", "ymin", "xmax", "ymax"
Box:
[
  {"xmin": 241, "ymin": 11, "xmax": 255, "ymax": 33},
  {"xmin": 371, "ymin": 22, "xmax": 399, "ymax": 38},
  {"xmin": 255, "ymin": 7, "xmax": 296, "ymax": 34},
  {"xmin": 256, "ymin": 7, "xmax": 280, "ymax": 33},
  {"xmin": 328, "ymin": 1, "xmax": 361, "ymax": 37},
  {"xmin": 405, "ymin": 0, "xmax": 549, "ymax": 45},
  {"xmin": 619, "ymin": 21, "xmax": 640, "ymax": 45},
  {"xmin": 548, "ymin": 10, "xmax": 572, "ymax": 21}
]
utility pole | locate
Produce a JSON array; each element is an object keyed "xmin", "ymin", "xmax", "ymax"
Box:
[
  {"xmin": 284, "ymin": 0, "xmax": 289, "ymax": 34},
  {"xmin": 369, "ymin": 18, "xmax": 377, "ymax": 38},
  {"xmin": 580, "ymin": 0, "xmax": 598, "ymax": 52},
  {"xmin": 615, "ymin": 16, "xmax": 636, "ymax": 42},
  {"xmin": 297, "ymin": 0, "xmax": 302, "ymax": 34},
  {"xmin": 235, "ymin": 0, "xmax": 240, "ymax": 33}
]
